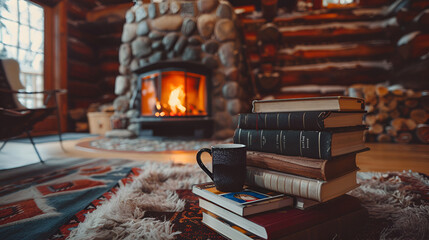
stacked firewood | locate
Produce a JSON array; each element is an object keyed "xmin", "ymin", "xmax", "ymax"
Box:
[{"xmin": 349, "ymin": 84, "xmax": 429, "ymax": 144}]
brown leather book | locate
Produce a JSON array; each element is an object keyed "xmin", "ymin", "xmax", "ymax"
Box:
[{"xmin": 246, "ymin": 151, "xmax": 358, "ymax": 181}]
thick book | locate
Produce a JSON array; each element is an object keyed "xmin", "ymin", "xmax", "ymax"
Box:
[
  {"xmin": 252, "ymin": 96, "xmax": 365, "ymax": 113},
  {"xmin": 246, "ymin": 151, "xmax": 358, "ymax": 181},
  {"xmin": 200, "ymin": 194, "xmax": 366, "ymax": 240},
  {"xmin": 246, "ymin": 167, "xmax": 359, "ymax": 202},
  {"xmin": 233, "ymin": 128, "xmax": 366, "ymax": 160},
  {"xmin": 192, "ymin": 183, "xmax": 293, "ymax": 216},
  {"xmin": 238, "ymin": 111, "xmax": 365, "ymax": 131}
]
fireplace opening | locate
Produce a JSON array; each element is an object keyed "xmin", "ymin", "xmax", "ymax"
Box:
[
  {"xmin": 131, "ymin": 61, "xmax": 213, "ymax": 138},
  {"xmin": 140, "ymin": 70, "xmax": 208, "ymax": 117}
]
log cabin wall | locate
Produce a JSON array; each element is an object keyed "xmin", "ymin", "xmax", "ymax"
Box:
[
  {"xmin": 239, "ymin": 0, "xmax": 429, "ymax": 144},
  {"xmin": 241, "ymin": 0, "xmax": 403, "ymax": 97},
  {"xmin": 66, "ymin": 0, "xmax": 131, "ymax": 131}
]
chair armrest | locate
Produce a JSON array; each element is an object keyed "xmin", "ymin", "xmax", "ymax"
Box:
[
  {"xmin": 0, "ymin": 107, "xmax": 30, "ymax": 116},
  {"xmin": 0, "ymin": 89, "xmax": 67, "ymax": 94}
]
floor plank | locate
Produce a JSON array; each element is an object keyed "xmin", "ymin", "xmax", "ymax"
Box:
[{"xmin": 1, "ymin": 138, "xmax": 428, "ymax": 174}]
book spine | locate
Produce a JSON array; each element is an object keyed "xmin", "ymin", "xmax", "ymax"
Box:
[
  {"xmin": 238, "ymin": 112, "xmax": 326, "ymax": 131},
  {"xmin": 246, "ymin": 167, "xmax": 323, "ymax": 202},
  {"xmin": 246, "ymin": 152, "xmax": 327, "ymax": 180},
  {"xmin": 233, "ymin": 128, "xmax": 332, "ymax": 160}
]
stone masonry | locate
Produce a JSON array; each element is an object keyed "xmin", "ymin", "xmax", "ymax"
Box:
[{"xmin": 113, "ymin": 0, "xmax": 250, "ymax": 139}]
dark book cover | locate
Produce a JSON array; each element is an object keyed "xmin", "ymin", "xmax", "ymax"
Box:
[
  {"xmin": 233, "ymin": 127, "xmax": 365, "ymax": 160},
  {"xmin": 238, "ymin": 112, "xmax": 328, "ymax": 131}
]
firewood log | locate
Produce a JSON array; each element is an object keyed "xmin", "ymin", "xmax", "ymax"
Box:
[
  {"xmin": 394, "ymin": 131, "xmax": 413, "ymax": 143},
  {"xmin": 388, "ymin": 85, "xmax": 405, "ymax": 96},
  {"xmin": 416, "ymin": 124, "xmax": 429, "ymax": 144},
  {"xmin": 389, "ymin": 109, "xmax": 401, "ymax": 119},
  {"xmin": 378, "ymin": 98, "xmax": 397, "ymax": 112},
  {"xmin": 398, "ymin": 105, "xmax": 411, "ymax": 116},
  {"xmin": 375, "ymin": 84, "xmax": 389, "ymax": 98},
  {"xmin": 391, "ymin": 118, "xmax": 416, "ymax": 131},
  {"xmin": 421, "ymin": 95, "xmax": 429, "ymax": 112},
  {"xmin": 368, "ymin": 123, "xmax": 384, "ymax": 134},
  {"xmin": 385, "ymin": 126, "xmax": 398, "ymax": 137},
  {"xmin": 410, "ymin": 109, "xmax": 429, "ymax": 124},
  {"xmin": 376, "ymin": 112, "xmax": 389, "ymax": 123},
  {"xmin": 405, "ymin": 99, "xmax": 419, "ymax": 108},
  {"xmin": 377, "ymin": 133, "xmax": 392, "ymax": 142},
  {"xmin": 365, "ymin": 114, "xmax": 377, "ymax": 125}
]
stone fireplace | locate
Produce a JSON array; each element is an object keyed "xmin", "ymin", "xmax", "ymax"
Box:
[{"xmin": 111, "ymin": 0, "xmax": 250, "ymax": 139}]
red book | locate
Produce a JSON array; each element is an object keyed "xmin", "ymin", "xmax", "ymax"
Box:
[{"xmin": 200, "ymin": 194, "xmax": 363, "ymax": 239}]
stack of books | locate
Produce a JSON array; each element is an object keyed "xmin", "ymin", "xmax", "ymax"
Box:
[{"xmin": 193, "ymin": 96, "xmax": 369, "ymax": 239}]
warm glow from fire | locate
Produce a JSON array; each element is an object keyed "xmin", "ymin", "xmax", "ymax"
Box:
[{"xmin": 168, "ymin": 85, "xmax": 186, "ymax": 115}]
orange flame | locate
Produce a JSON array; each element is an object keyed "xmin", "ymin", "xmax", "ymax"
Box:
[{"xmin": 168, "ymin": 85, "xmax": 186, "ymax": 115}]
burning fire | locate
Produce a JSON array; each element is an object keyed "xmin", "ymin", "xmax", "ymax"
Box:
[
  {"xmin": 168, "ymin": 85, "xmax": 186, "ymax": 115},
  {"xmin": 155, "ymin": 85, "xmax": 187, "ymax": 117}
]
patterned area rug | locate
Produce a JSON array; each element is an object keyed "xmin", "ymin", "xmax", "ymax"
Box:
[
  {"xmin": 59, "ymin": 165, "xmax": 429, "ymax": 240},
  {"xmin": 1, "ymin": 158, "xmax": 428, "ymax": 240},
  {"xmin": 76, "ymin": 137, "xmax": 232, "ymax": 153},
  {"xmin": 0, "ymin": 158, "xmax": 136, "ymax": 240}
]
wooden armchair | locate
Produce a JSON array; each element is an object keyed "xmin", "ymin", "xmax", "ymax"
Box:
[{"xmin": 0, "ymin": 59, "xmax": 66, "ymax": 162}]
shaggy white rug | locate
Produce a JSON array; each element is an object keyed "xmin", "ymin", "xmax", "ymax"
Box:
[
  {"xmin": 349, "ymin": 171, "xmax": 429, "ymax": 240},
  {"xmin": 67, "ymin": 163, "xmax": 429, "ymax": 240},
  {"xmin": 67, "ymin": 161, "xmax": 210, "ymax": 240}
]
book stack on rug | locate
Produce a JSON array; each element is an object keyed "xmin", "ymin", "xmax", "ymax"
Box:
[{"xmin": 193, "ymin": 96, "xmax": 370, "ymax": 239}]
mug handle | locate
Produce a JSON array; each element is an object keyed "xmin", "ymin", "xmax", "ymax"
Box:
[{"xmin": 196, "ymin": 148, "xmax": 214, "ymax": 181}]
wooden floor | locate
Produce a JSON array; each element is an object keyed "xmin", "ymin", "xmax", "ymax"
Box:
[{"xmin": 0, "ymin": 137, "xmax": 428, "ymax": 174}]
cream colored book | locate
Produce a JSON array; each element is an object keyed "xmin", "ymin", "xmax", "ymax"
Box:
[
  {"xmin": 252, "ymin": 96, "xmax": 365, "ymax": 113},
  {"xmin": 246, "ymin": 167, "xmax": 359, "ymax": 202}
]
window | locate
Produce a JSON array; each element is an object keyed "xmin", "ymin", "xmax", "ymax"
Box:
[{"xmin": 0, "ymin": 0, "xmax": 44, "ymax": 108}]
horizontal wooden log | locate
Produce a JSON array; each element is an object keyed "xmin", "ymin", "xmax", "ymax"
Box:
[
  {"xmin": 68, "ymin": 38, "xmax": 96, "ymax": 62},
  {"xmin": 274, "ymin": 9, "xmax": 387, "ymax": 26},
  {"xmin": 68, "ymin": 22, "xmax": 97, "ymax": 45},
  {"xmin": 68, "ymin": 60, "xmax": 98, "ymax": 82},
  {"xmin": 97, "ymin": 32, "xmax": 122, "ymax": 47},
  {"xmin": 68, "ymin": 80, "xmax": 101, "ymax": 98},
  {"xmin": 390, "ymin": 58, "xmax": 429, "ymax": 90},
  {"xmin": 278, "ymin": 41, "xmax": 394, "ymax": 62},
  {"xmin": 410, "ymin": 0, "xmax": 429, "ymax": 11},
  {"xmin": 98, "ymin": 61, "xmax": 120, "ymax": 76},
  {"xmin": 397, "ymin": 32, "xmax": 429, "ymax": 62},
  {"xmin": 359, "ymin": 0, "xmax": 392, "ymax": 8},
  {"xmin": 415, "ymin": 9, "xmax": 429, "ymax": 28},
  {"xmin": 87, "ymin": 2, "xmax": 131, "ymax": 22},
  {"xmin": 277, "ymin": 61, "xmax": 391, "ymax": 86},
  {"xmin": 396, "ymin": 8, "xmax": 421, "ymax": 26},
  {"xmin": 67, "ymin": 1, "xmax": 88, "ymax": 20},
  {"xmin": 279, "ymin": 17, "xmax": 398, "ymax": 44},
  {"xmin": 75, "ymin": 20, "xmax": 125, "ymax": 35},
  {"xmin": 98, "ymin": 47, "xmax": 120, "ymax": 61},
  {"xmin": 70, "ymin": 0, "xmax": 98, "ymax": 10}
]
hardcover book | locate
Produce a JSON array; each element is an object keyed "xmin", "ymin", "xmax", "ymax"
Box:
[
  {"xmin": 252, "ymin": 96, "xmax": 365, "ymax": 113},
  {"xmin": 238, "ymin": 111, "xmax": 365, "ymax": 131},
  {"xmin": 200, "ymin": 194, "xmax": 366, "ymax": 240},
  {"xmin": 192, "ymin": 183, "xmax": 293, "ymax": 216},
  {"xmin": 233, "ymin": 128, "xmax": 366, "ymax": 160},
  {"xmin": 246, "ymin": 167, "xmax": 359, "ymax": 202},
  {"xmin": 246, "ymin": 151, "xmax": 359, "ymax": 181}
]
